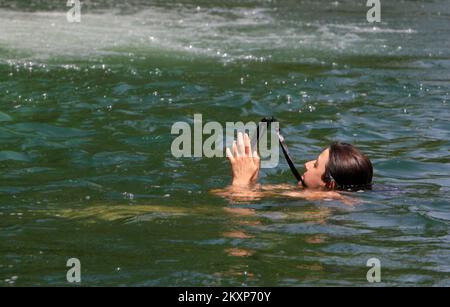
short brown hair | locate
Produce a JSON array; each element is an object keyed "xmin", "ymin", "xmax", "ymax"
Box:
[{"xmin": 322, "ymin": 142, "xmax": 373, "ymax": 191}]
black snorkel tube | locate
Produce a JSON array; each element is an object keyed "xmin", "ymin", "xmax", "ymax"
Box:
[{"xmin": 256, "ymin": 117, "xmax": 307, "ymax": 187}]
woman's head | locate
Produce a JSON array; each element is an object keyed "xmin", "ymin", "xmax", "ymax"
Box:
[{"xmin": 301, "ymin": 142, "xmax": 373, "ymax": 190}]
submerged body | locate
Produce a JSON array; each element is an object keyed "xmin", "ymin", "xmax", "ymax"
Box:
[{"xmin": 212, "ymin": 183, "xmax": 355, "ymax": 205}]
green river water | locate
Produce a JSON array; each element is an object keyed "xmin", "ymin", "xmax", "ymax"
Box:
[{"xmin": 0, "ymin": 0, "xmax": 449, "ymax": 286}]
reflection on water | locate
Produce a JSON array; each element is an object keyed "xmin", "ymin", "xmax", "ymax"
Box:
[
  {"xmin": 222, "ymin": 204, "xmax": 332, "ymax": 258},
  {"xmin": 218, "ymin": 203, "xmax": 336, "ymax": 285},
  {"xmin": 1, "ymin": 0, "xmax": 450, "ymax": 286}
]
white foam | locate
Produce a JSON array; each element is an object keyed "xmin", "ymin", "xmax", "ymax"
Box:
[
  {"xmin": 0, "ymin": 6, "xmax": 415, "ymax": 64},
  {"xmin": 0, "ymin": 7, "xmax": 276, "ymax": 61},
  {"xmin": 328, "ymin": 24, "xmax": 417, "ymax": 34}
]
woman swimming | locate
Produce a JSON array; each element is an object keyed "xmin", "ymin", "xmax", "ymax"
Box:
[{"xmin": 214, "ymin": 132, "xmax": 373, "ymax": 203}]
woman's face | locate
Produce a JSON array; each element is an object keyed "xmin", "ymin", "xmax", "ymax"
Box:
[{"xmin": 301, "ymin": 148, "xmax": 330, "ymax": 189}]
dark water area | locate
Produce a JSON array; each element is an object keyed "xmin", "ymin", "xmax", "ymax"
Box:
[{"xmin": 0, "ymin": 0, "xmax": 449, "ymax": 286}]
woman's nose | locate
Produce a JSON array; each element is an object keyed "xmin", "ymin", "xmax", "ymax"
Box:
[{"xmin": 304, "ymin": 161, "xmax": 311, "ymax": 170}]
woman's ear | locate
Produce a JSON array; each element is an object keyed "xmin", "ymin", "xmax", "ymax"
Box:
[
  {"xmin": 322, "ymin": 172, "xmax": 336, "ymax": 190},
  {"xmin": 326, "ymin": 180, "xmax": 336, "ymax": 190}
]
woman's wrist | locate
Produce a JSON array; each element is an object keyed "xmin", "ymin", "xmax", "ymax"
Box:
[
  {"xmin": 232, "ymin": 176, "xmax": 258, "ymax": 186},
  {"xmin": 231, "ymin": 179, "xmax": 252, "ymax": 186}
]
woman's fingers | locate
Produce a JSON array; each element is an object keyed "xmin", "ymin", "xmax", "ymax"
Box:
[
  {"xmin": 252, "ymin": 150, "xmax": 259, "ymax": 163},
  {"xmin": 230, "ymin": 132, "xmax": 255, "ymax": 159},
  {"xmin": 244, "ymin": 133, "xmax": 252, "ymax": 156},
  {"xmin": 233, "ymin": 141, "xmax": 239, "ymax": 157},
  {"xmin": 237, "ymin": 132, "xmax": 245, "ymax": 156},
  {"xmin": 252, "ymin": 151, "xmax": 260, "ymax": 167},
  {"xmin": 226, "ymin": 147, "xmax": 235, "ymax": 163}
]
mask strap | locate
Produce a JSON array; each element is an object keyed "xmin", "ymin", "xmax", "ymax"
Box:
[{"xmin": 257, "ymin": 117, "xmax": 306, "ymax": 187}]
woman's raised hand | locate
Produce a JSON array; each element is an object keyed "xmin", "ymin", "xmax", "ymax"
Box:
[{"xmin": 226, "ymin": 132, "xmax": 260, "ymax": 186}]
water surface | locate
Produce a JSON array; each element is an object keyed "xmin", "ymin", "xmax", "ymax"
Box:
[{"xmin": 0, "ymin": 0, "xmax": 449, "ymax": 286}]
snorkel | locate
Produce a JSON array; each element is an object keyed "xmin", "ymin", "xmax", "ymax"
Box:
[{"xmin": 256, "ymin": 117, "xmax": 307, "ymax": 187}]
